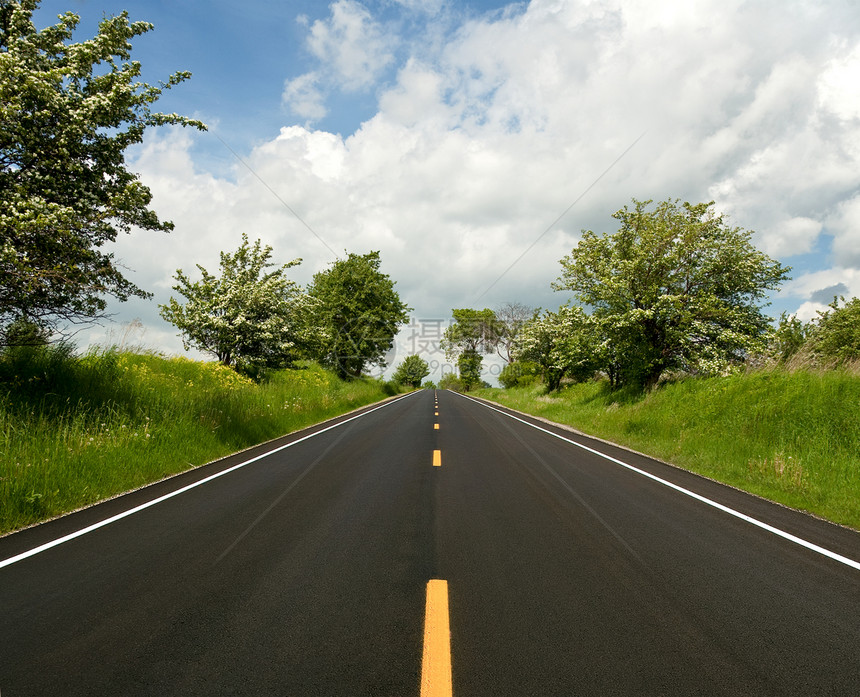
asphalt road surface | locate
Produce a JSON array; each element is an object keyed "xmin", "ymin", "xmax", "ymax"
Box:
[{"xmin": 1, "ymin": 389, "xmax": 859, "ymax": 695}]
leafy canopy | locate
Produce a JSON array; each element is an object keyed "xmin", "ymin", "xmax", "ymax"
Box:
[
  {"xmin": 308, "ymin": 251, "xmax": 411, "ymax": 379},
  {"xmin": 441, "ymin": 308, "xmax": 498, "ymax": 359},
  {"xmin": 0, "ymin": 0, "xmax": 205, "ymax": 332},
  {"xmin": 392, "ymin": 354, "xmax": 429, "ymax": 388},
  {"xmin": 159, "ymin": 235, "xmax": 321, "ymax": 373},
  {"xmin": 442, "ymin": 308, "xmax": 498, "ymax": 391},
  {"xmin": 808, "ymin": 296, "xmax": 860, "ymax": 363},
  {"xmin": 555, "ymin": 199, "xmax": 790, "ymax": 388},
  {"xmin": 516, "ymin": 305, "xmax": 598, "ymax": 391}
]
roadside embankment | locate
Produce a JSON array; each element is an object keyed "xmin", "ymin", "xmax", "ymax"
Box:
[
  {"xmin": 0, "ymin": 347, "xmax": 392, "ymax": 534},
  {"xmin": 475, "ymin": 369, "xmax": 860, "ymax": 530}
]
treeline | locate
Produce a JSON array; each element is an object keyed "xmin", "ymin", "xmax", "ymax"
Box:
[
  {"xmin": 1, "ymin": 3, "xmax": 413, "ymax": 382},
  {"xmin": 0, "ymin": 3, "xmax": 413, "ymax": 382},
  {"xmin": 441, "ymin": 199, "xmax": 859, "ymax": 393},
  {"xmin": 157, "ymin": 240, "xmax": 410, "ymax": 381}
]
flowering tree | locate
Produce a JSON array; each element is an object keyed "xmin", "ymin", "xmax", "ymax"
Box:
[
  {"xmin": 516, "ymin": 306, "xmax": 599, "ymax": 391},
  {"xmin": 160, "ymin": 235, "xmax": 323, "ymax": 373},
  {"xmin": 554, "ymin": 199, "xmax": 790, "ymax": 389},
  {"xmin": 807, "ymin": 296, "xmax": 860, "ymax": 363},
  {"xmin": 0, "ymin": 1, "xmax": 205, "ymax": 335}
]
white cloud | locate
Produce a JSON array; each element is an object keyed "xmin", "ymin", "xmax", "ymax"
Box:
[
  {"xmin": 827, "ymin": 194, "xmax": 860, "ymax": 266},
  {"xmin": 101, "ymin": 0, "xmax": 860, "ymax": 362},
  {"xmin": 759, "ymin": 217, "xmax": 823, "ymax": 258},
  {"xmin": 390, "ymin": 0, "xmax": 447, "ymax": 16},
  {"xmin": 283, "ymin": 1, "xmax": 397, "ymax": 121},
  {"xmin": 282, "ymin": 72, "xmax": 328, "ymax": 121},
  {"xmin": 818, "ymin": 42, "xmax": 860, "ymax": 121},
  {"xmin": 306, "ymin": 0, "xmax": 395, "ymax": 91},
  {"xmin": 784, "ymin": 267, "xmax": 860, "ymax": 307}
]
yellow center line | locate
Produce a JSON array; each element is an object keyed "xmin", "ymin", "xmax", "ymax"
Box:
[
  {"xmin": 421, "ymin": 579, "xmax": 453, "ymax": 697},
  {"xmin": 433, "ymin": 450, "xmax": 441, "ymax": 467}
]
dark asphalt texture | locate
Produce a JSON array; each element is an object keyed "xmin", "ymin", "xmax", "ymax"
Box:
[{"xmin": 1, "ymin": 389, "xmax": 859, "ymax": 695}]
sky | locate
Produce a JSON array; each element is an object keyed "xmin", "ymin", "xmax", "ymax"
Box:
[{"xmin": 33, "ymin": 0, "xmax": 860, "ymax": 382}]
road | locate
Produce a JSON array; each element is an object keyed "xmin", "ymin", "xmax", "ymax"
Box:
[{"xmin": 1, "ymin": 389, "xmax": 859, "ymax": 695}]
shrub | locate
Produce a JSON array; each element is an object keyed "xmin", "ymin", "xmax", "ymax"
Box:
[
  {"xmin": 498, "ymin": 360, "xmax": 540, "ymax": 388},
  {"xmin": 808, "ymin": 297, "xmax": 860, "ymax": 363}
]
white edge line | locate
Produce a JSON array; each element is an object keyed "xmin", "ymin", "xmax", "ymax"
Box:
[
  {"xmin": 454, "ymin": 391, "xmax": 860, "ymax": 572},
  {"xmin": 0, "ymin": 392, "xmax": 418, "ymax": 570}
]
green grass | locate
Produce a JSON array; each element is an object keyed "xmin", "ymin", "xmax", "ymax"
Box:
[
  {"xmin": 475, "ymin": 369, "xmax": 860, "ymax": 530},
  {"xmin": 0, "ymin": 345, "xmax": 393, "ymax": 534}
]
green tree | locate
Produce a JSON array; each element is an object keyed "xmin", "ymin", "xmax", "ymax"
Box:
[
  {"xmin": 442, "ymin": 308, "xmax": 498, "ymax": 356},
  {"xmin": 392, "ymin": 354, "xmax": 429, "ymax": 388},
  {"xmin": 308, "ymin": 251, "xmax": 411, "ymax": 379},
  {"xmin": 0, "ymin": 316, "xmax": 50, "ymax": 348},
  {"xmin": 456, "ymin": 350, "xmax": 484, "ymax": 390},
  {"xmin": 442, "ymin": 307, "xmax": 497, "ymax": 390},
  {"xmin": 516, "ymin": 306, "xmax": 599, "ymax": 391},
  {"xmin": 770, "ymin": 312, "xmax": 809, "ymax": 364},
  {"xmin": 807, "ymin": 296, "xmax": 860, "ymax": 363},
  {"xmin": 555, "ymin": 199, "xmax": 790, "ymax": 389},
  {"xmin": 160, "ymin": 235, "xmax": 320, "ymax": 373},
  {"xmin": 0, "ymin": 1, "xmax": 205, "ymax": 333},
  {"xmin": 438, "ymin": 371, "xmax": 464, "ymax": 392},
  {"xmin": 497, "ymin": 360, "xmax": 540, "ymax": 389}
]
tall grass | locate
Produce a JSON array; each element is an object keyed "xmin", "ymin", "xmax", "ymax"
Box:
[
  {"xmin": 475, "ymin": 368, "xmax": 860, "ymax": 530},
  {"xmin": 0, "ymin": 345, "xmax": 392, "ymax": 534}
]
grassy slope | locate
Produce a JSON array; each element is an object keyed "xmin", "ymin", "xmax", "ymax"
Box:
[
  {"xmin": 0, "ymin": 349, "xmax": 393, "ymax": 534},
  {"xmin": 475, "ymin": 369, "xmax": 860, "ymax": 530}
]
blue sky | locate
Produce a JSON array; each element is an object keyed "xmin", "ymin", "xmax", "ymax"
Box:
[{"xmin": 31, "ymin": 0, "xmax": 860, "ymax": 379}]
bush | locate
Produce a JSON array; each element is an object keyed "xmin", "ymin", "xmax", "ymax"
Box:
[
  {"xmin": 808, "ymin": 297, "xmax": 860, "ymax": 363},
  {"xmin": 438, "ymin": 373, "xmax": 465, "ymax": 392},
  {"xmin": 498, "ymin": 360, "xmax": 540, "ymax": 388}
]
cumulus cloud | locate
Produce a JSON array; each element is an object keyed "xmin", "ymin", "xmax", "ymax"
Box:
[
  {"xmin": 818, "ymin": 42, "xmax": 860, "ymax": 121},
  {"xmin": 307, "ymin": 0, "xmax": 395, "ymax": 90},
  {"xmin": 282, "ymin": 72, "xmax": 328, "ymax": 121},
  {"xmin": 96, "ymin": 0, "xmax": 860, "ymax": 375},
  {"xmin": 283, "ymin": 0, "xmax": 396, "ymax": 118},
  {"xmin": 390, "ymin": 0, "xmax": 447, "ymax": 14},
  {"xmin": 827, "ymin": 194, "xmax": 860, "ymax": 267}
]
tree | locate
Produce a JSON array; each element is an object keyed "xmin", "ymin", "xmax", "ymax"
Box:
[
  {"xmin": 0, "ymin": 316, "xmax": 50, "ymax": 348},
  {"xmin": 769, "ymin": 311, "xmax": 809, "ymax": 364},
  {"xmin": 159, "ymin": 235, "xmax": 320, "ymax": 373},
  {"xmin": 491, "ymin": 301, "xmax": 536, "ymax": 363},
  {"xmin": 438, "ymin": 372, "xmax": 465, "ymax": 392},
  {"xmin": 516, "ymin": 306, "xmax": 599, "ymax": 391},
  {"xmin": 392, "ymin": 354, "xmax": 429, "ymax": 388},
  {"xmin": 497, "ymin": 360, "xmax": 540, "ymax": 388},
  {"xmin": 442, "ymin": 308, "xmax": 498, "ymax": 356},
  {"xmin": 308, "ymin": 251, "xmax": 411, "ymax": 379},
  {"xmin": 0, "ymin": 1, "xmax": 205, "ymax": 334},
  {"xmin": 441, "ymin": 307, "xmax": 497, "ymax": 390},
  {"xmin": 807, "ymin": 296, "xmax": 860, "ymax": 363},
  {"xmin": 456, "ymin": 350, "xmax": 484, "ymax": 390},
  {"xmin": 554, "ymin": 199, "xmax": 790, "ymax": 389}
]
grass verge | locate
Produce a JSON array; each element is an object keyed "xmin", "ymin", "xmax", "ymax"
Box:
[
  {"xmin": 474, "ymin": 369, "xmax": 860, "ymax": 530},
  {"xmin": 0, "ymin": 345, "xmax": 394, "ymax": 535}
]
